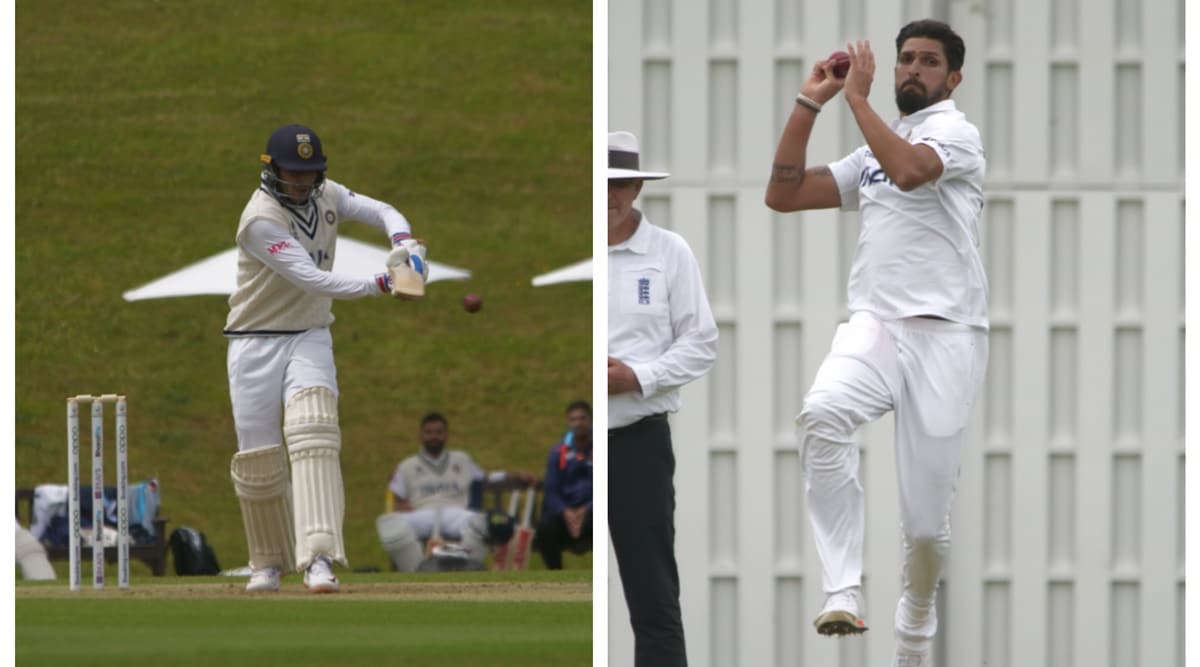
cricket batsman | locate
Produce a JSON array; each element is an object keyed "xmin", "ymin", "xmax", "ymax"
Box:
[
  {"xmin": 765, "ymin": 20, "xmax": 987, "ymax": 666},
  {"xmin": 225, "ymin": 124, "xmax": 428, "ymax": 593}
]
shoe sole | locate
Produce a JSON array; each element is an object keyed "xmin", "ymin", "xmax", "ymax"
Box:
[
  {"xmin": 814, "ymin": 610, "xmax": 868, "ymax": 636},
  {"xmin": 305, "ymin": 581, "xmax": 339, "ymax": 594}
]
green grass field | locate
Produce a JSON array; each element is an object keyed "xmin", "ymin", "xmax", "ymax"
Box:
[
  {"xmin": 16, "ymin": 0, "xmax": 592, "ymax": 575},
  {"xmin": 17, "ymin": 571, "xmax": 591, "ymax": 667}
]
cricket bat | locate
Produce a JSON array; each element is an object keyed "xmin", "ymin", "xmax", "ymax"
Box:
[
  {"xmin": 389, "ymin": 262, "xmax": 426, "ymax": 300},
  {"xmin": 491, "ymin": 491, "xmax": 522, "ymax": 571},
  {"xmin": 424, "ymin": 506, "xmax": 445, "ymax": 558},
  {"xmin": 509, "ymin": 487, "xmax": 536, "ymax": 571}
]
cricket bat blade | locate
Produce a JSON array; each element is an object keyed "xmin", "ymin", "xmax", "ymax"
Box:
[{"xmin": 389, "ymin": 263, "xmax": 426, "ymax": 300}]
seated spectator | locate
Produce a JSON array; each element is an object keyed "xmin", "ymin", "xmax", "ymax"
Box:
[
  {"xmin": 376, "ymin": 412, "xmax": 534, "ymax": 571},
  {"xmin": 536, "ymin": 400, "xmax": 593, "ymax": 569}
]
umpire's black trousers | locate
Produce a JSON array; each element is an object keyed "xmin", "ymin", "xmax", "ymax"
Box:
[{"xmin": 609, "ymin": 413, "xmax": 687, "ymax": 667}]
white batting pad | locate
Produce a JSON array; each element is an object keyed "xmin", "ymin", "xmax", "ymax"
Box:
[
  {"xmin": 15, "ymin": 524, "xmax": 56, "ymax": 581},
  {"xmin": 459, "ymin": 512, "xmax": 489, "ymax": 565},
  {"xmin": 230, "ymin": 444, "xmax": 296, "ymax": 571},
  {"xmin": 375, "ymin": 513, "xmax": 423, "ymax": 572},
  {"xmin": 285, "ymin": 386, "xmax": 346, "ymax": 570}
]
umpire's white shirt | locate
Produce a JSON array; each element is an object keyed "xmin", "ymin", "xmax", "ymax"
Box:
[
  {"xmin": 828, "ymin": 99, "xmax": 988, "ymax": 328},
  {"xmin": 608, "ymin": 213, "xmax": 719, "ymax": 429}
]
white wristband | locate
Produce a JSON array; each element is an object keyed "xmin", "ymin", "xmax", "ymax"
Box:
[{"xmin": 794, "ymin": 93, "xmax": 822, "ymax": 113}]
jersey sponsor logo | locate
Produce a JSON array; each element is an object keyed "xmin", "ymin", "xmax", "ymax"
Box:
[
  {"xmin": 417, "ymin": 481, "xmax": 469, "ymax": 497},
  {"xmin": 858, "ymin": 166, "xmax": 894, "ymax": 188},
  {"xmin": 267, "ymin": 240, "xmax": 292, "ymax": 255},
  {"xmin": 637, "ymin": 277, "xmax": 651, "ymax": 305}
]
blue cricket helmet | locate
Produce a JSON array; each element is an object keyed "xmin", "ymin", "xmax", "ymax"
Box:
[
  {"xmin": 259, "ymin": 124, "xmax": 328, "ymax": 204},
  {"xmin": 263, "ymin": 124, "xmax": 327, "ymax": 172}
]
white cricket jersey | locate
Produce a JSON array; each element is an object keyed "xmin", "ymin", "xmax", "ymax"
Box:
[
  {"xmin": 608, "ymin": 213, "xmax": 719, "ymax": 429},
  {"xmin": 389, "ymin": 450, "xmax": 484, "ymax": 510},
  {"xmin": 224, "ymin": 180, "xmax": 413, "ymax": 335},
  {"xmin": 828, "ymin": 99, "xmax": 988, "ymax": 328}
]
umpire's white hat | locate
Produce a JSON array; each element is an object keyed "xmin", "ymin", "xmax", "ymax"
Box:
[{"xmin": 608, "ymin": 131, "xmax": 670, "ymax": 180}]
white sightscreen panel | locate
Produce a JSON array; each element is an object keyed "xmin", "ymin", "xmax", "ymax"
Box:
[
  {"xmin": 711, "ymin": 578, "xmax": 738, "ymax": 666},
  {"xmin": 644, "ymin": 0, "xmax": 671, "ymax": 49},
  {"xmin": 1110, "ymin": 455, "xmax": 1141, "ymax": 570},
  {"xmin": 1114, "ymin": 200, "xmax": 1143, "ymax": 316},
  {"xmin": 1051, "ymin": 0, "xmax": 1079, "ymax": 52},
  {"xmin": 773, "ymin": 325, "xmax": 803, "ymax": 440},
  {"xmin": 643, "ymin": 62, "xmax": 672, "ymax": 174},
  {"xmin": 1113, "ymin": 65, "xmax": 1142, "ymax": 176},
  {"xmin": 1049, "ymin": 64, "xmax": 1079, "ymax": 177},
  {"xmin": 1047, "ymin": 454, "xmax": 1076, "ymax": 568},
  {"xmin": 1048, "ymin": 582, "xmax": 1075, "ymax": 667},
  {"xmin": 984, "ymin": 453, "xmax": 1012, "ymax": 570},
  {"xmin": 1109, "ymin": 583, "xmax": 1140, "ymax": 667},
  {"xmin": 710, "ymin": 0, "xmax": 737, "ymax": 48},
  {"xmin": 987, "ymin": 0, "xmax": 1013, "ymax": 49},
  {"xmin": 774, "ymin": 449, "xmax": 804, "ymax": 567},
  {"xmin": 984, "ymin": 582, "xmax": 1011, "ymax": 667},
  {"xmin": 773, "ymin": 215, "xmax": 803, "ymax": 314},
  {"xmin": 710, "ymin": 451, "xmax": 738, "ymax": 568},
  {"xmin": 708, "ymin": 61, "xmax": 738, "ymax": 175},
  {"xmin": 985, "ymin": 64, "xmax": 1014, "ymax": 177},
  {"xmin": 774, "ymin": 0, "xmax": 803, "ymax": 48},
  {"xmin": 774, "ymin": 577, "xmax": 804, "ymax": 666}
]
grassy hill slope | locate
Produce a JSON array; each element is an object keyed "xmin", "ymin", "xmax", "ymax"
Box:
[{"xmin": 16, "ymin": 1, "xmax": 592, "ymax": 571}]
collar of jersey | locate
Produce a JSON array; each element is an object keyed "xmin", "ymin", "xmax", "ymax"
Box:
[
  {"xmin": 609, "ymin": 210, "xmax": 653, "ymax": 255},
  {"xmin": 418, "ymin": 449, "xmax": 449, "ymax": 467},
  {"xmin": 891, "ymin": 98, "xmax": 958, "ymax": 132}
]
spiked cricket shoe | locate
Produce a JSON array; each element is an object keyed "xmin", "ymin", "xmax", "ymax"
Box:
[
  {"xmin": 304, "ymin": 556, "xmax": 339, "ymax": 593},
  {"xmin": 245, "ymin": 567, "xmax": 281, "ymax": 593},
  {"xmin": 814, "ymin": 586, "xmax": 868, "ymax": 636}
]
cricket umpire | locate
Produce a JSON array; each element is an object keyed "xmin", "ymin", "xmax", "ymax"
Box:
[
  {"xmin": 765, "ymin": 20, "xmax": 987, "ymax": 666},
  {"xmin": 225, "ymin": 124, "xmax": 428, "ymax": 593},
  {"xmin": 608, "ymin": 130, "xmax": 719, "ymax": 667}
]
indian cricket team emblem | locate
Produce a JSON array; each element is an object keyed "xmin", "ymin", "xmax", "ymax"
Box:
[
  {"xmin": 324, "ymin": 210, "xmax": 335, "ymax": 225},
  {"xmin": 637, "ymin": 277, "xmax": 650, "ymax": 305},
  {"xmin": 296, "ymin": 133, "xmax": 314, "ymax": 159}
]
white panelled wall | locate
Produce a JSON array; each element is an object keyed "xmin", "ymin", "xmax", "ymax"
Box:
[{"xmin": 607, "ymin": 0, "xmax": 1184, "ymax": 665}]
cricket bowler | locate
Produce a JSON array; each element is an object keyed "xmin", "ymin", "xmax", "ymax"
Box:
[{"xmin": 765, "ymin": 20, "xmax": 987, "ymax": 666}]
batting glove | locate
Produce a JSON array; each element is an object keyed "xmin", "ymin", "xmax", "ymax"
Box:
[{"xmin": 386, "ymin": 239, "xmax": 428, "ymax": 281}]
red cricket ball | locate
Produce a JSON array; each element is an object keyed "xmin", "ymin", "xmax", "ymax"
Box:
[
  {"xmin": 828, "ymin": 51, "xmax": 851, "ymax": 79},
  {"xmin": 463, "ymin": 293, "xmax": 483, "ymax": 313}
]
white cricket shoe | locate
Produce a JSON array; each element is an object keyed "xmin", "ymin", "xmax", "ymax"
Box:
[
  {"xmin": 304, "ymin": 556, "xmax": 339, "ymax": 593},
  {"xmin": 814, "ymin": 586, "xmax": 868, "ymax": 636},
  {"xmin": 891, "ymin": 646, "xmax": 929, "ymax": 667},
  {"xmin": 245, "ymin": 567, "xmax": 281, "ymax": 593}
]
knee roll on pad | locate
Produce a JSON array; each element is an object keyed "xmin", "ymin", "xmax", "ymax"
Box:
[
  {"xmin": 376, "ymin": 513, "xmax": 423, "ymax": 572},
  {"xmin": 285, "ymin": 386, "xmax": 346, "ymax": 570},
  {"xmin": 231, "ymin": 444, "xmax": 296, "ymax": 571}
]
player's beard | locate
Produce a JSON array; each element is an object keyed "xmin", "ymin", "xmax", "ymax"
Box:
[
  {"xmin": 895, "ymin": 79, "xmax": 944, "ymax": 115},
  {"xmin": 422, "ymin": 441, "xmax": 446, "ymax": 457}
]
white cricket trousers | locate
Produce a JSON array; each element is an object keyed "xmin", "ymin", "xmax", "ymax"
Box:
[
  {"xmin": 798, "ymin": 312, "xmax": 987, "ymax": 652},
  {"xmin": 227, "ymin": 327, "xmax": 338, "ymax": 451}
]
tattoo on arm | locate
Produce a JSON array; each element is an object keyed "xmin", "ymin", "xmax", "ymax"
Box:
[
  {"xmin": 771, "ymin": 163, "xmax": 804, "ymax": 184},
  {"xmin": 771, "ymin": 164, "xmax": 830, "ymax": 184}
]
